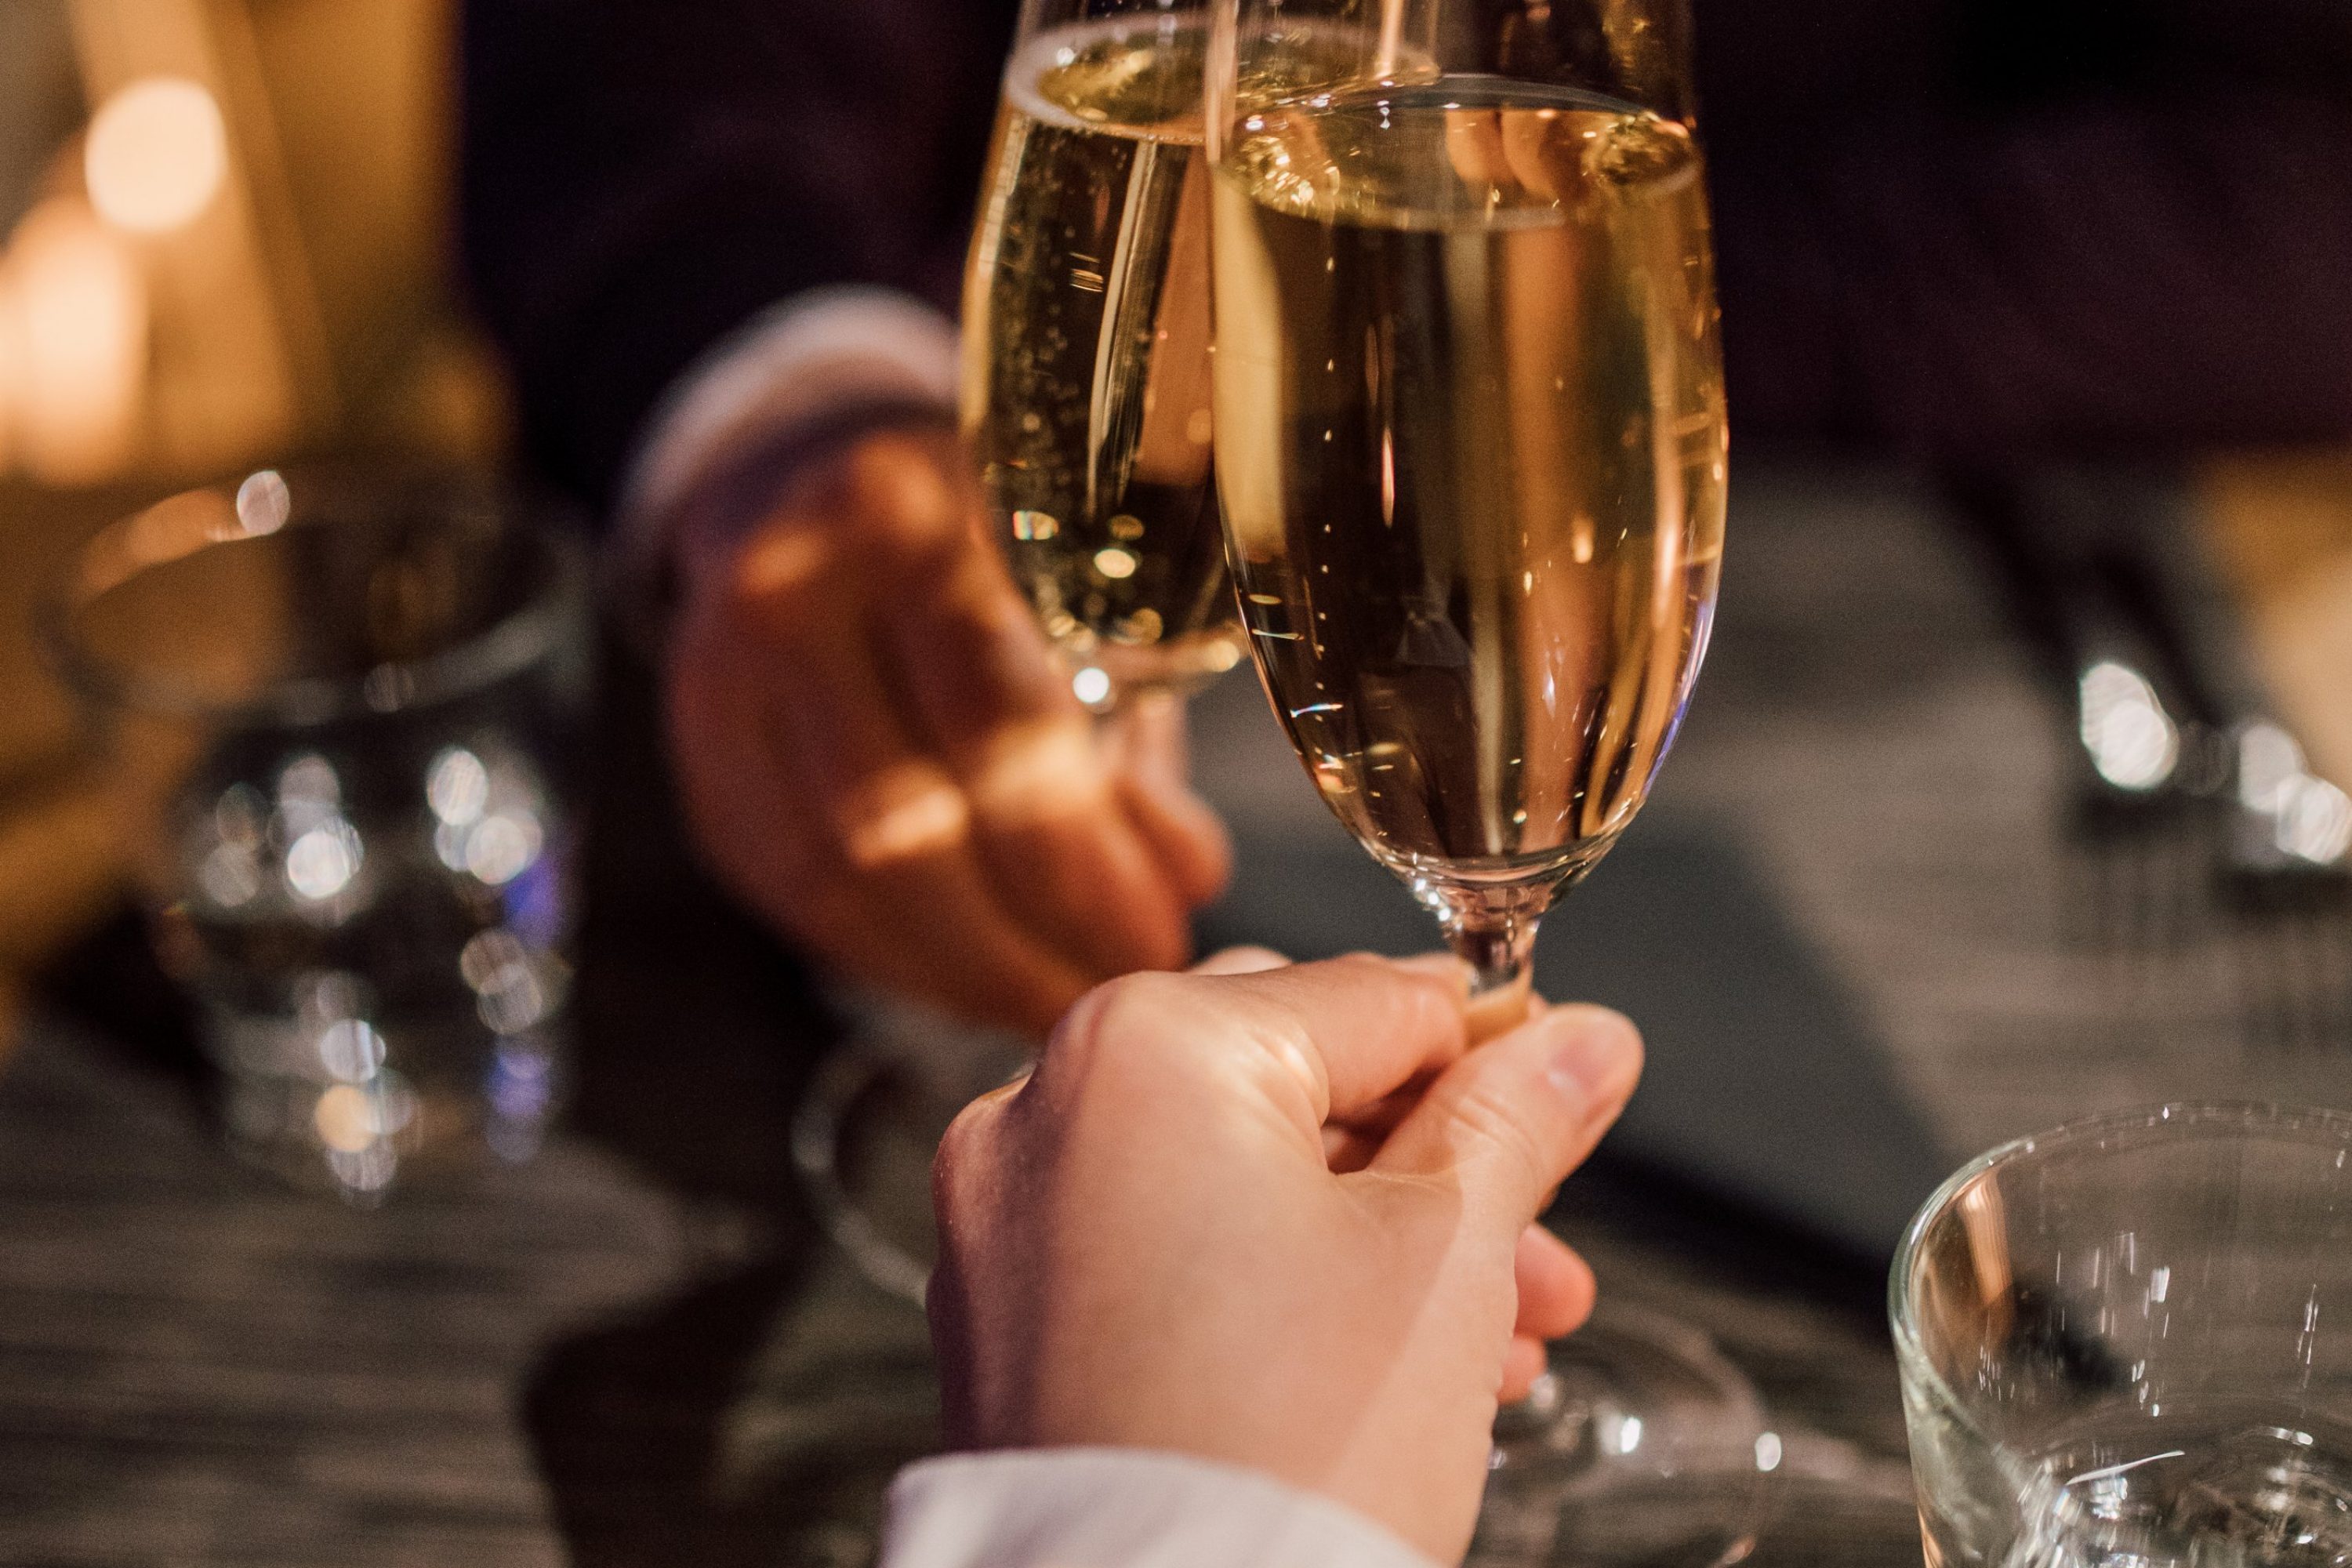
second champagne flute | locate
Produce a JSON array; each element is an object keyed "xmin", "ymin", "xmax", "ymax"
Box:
[
  {"xmin": 1205, "ymin": 1, "xmax": 1773, "ymax": 1561},
  {"xmin": 961, "ymin": 0, "xmax": 1245, "ymax": 712},
  {"xmin": 793, "ymin": 0, "xmax": 1244, "ymax": 1304}
]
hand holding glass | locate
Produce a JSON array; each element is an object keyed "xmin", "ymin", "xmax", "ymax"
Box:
[{"xmin": 1203, "ymin": 2, "xmax": 1759, "ymax": 1562}]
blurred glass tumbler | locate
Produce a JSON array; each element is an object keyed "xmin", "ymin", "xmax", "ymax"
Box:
[
  {"xmin": 47, "ymin": 469, "xmax": 590, "ymax": 1199},
  {"xmin": 1893, "ymin": 1104, "xmax": 2352, "ymax": 1567}
]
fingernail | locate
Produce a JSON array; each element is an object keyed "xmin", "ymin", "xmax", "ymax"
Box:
[{"xmin": 1544, "ymin": 1009, "xmax": 1639, "ymax": 1109}]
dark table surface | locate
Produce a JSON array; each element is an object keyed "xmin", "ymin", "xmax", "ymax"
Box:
[{"xmin": 5, "ymin": 459, "xmax": 2347, "ymax": 1566}]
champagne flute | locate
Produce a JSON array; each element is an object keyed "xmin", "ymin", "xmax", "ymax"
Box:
[
  {"xmin": 793, "ymin": 0, "xmax": 1250, "ymax": 1305},
  {"xmin": 961, "ymin": 0, "xmax": 1246, "ymax": 713},
  {"xmin": 1205, "ymin": 2, "xmax": 1773, "ymax": 1559}
]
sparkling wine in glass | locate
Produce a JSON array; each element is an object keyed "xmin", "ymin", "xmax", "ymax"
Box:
[
  {"xmin": 1206, "ymin": 2, "xmax": 1770, "ymax": 1560},
  {"xmin": 793, "ymin": 0, "xmax": 1260, "ymax": 1312},
  {"xmin": 1209, "ymin": 42, "xmax": 1722, "ymax": 993},
  {"xmin": 960, "ymin": 0, "xmax": 1247, "ymax": 711}
]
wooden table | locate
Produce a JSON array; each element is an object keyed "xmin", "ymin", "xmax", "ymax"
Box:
[{"xmin": 0, "ymin": 1007, "xmax": 1922, "ymax": 1568}]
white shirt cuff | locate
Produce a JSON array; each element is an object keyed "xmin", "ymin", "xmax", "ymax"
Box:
[
  {"xmin": 608, "ymin": 285, "xmax": 961, "ymax": 623},
  {"xmin": 880, "ymin": 1448, "xmax": 1442, "ymax": 1568}
]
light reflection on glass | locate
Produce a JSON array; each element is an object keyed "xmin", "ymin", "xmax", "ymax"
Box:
[
  {"xmin": 485, "ymin": 1037, "xmax": 554, "ymax": 1163},
  {"xmin": 314, "ymin": 1082, "xmax": 378, "ymax": 1152},
  {"xmin": 277, "ymin": 753, "xmax": 341, "ymax": 818},
  {"xmin": 426, "ymin": 746, "xmax": 488, "ymax": 825},
  {"xmin": 284, "ymin": 819, "xmax": 361, "ymax": 901},
  {"xmin": 325, "ymin": 1141, "xmax": 397, "ymax": 1196},
  {"xmin": 459, "ymin": 927, "xmax": 526, "ymax": 989},
  {"xmin": 315, "ymin": 1017, "xmax": 385, "ymax": 1083},
  {"xmin": 4, "ymin": 198, "xmax": 147, "ymax": 485},
  {"xmin": 2277, "ymin": 776, "xmax": 2352, "ymax": 866},
  {"xmin": 198, "ymin": 844, "xmax": 262, "ymax": 909},
  {"xmin": 2238, "ymin": 722, "xmax": 2306, "ymax": 814},
  {"xmin": 500, "ymin": 855, "xmax": 568, "ymax": 950},
  {"xmin": 433, "ymin": 819, "xmax": 470, "ymax": 873},
  {"xmin": 296, "ymin": 970, "xmax": 365, "ymax": 1029},
  {"xmin": 429, "ymin": 743, "xmax": 551, "ymax": 887},
  {"xmin": 234, "ymin": 470, "xmax": 291, "ymax": 536},
  {"xmin": 215, "ymin": 782, "xmax": 267, "ymax": 847},
  {"xmin": 2235, "ymin": 721, "xmax": 2352, "ymax": 867},
  {"xmin": 463, "ymin": 811, "xmax": 542, "ymax": 885},
  {"xmin": 2077, "ymin": 660, "xmax": 2179, "ymax": 793},
  {"xmin": 84, "ymin": 77, "xmax": 228, "ymax": 236},
  {"xmin": 475, "ymin": 958, "xmax": 547, "ymax": 1034}
]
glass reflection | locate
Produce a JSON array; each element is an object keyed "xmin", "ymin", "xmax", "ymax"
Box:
[
  {"xmin": 234, "ymin": 470, "xmax": 291, "ymax": 536},
  {"xmin": 84, "ymin": 77, "xmax": 228, "ymax": 236},
  {"xmin": 60, "ymin": 472, "xmax": 585, "ymax": 1201},
  {"xmin": 426, "ymin": 745, "xmax": 488, "ymax": 825},
  {"xmin": 2077, "ymin": 660, "xmax": 2179, "ymax": 793},
  {"xmin": 283, "ymin": 819, "xmax": 361, "ymax": 902},
  {"xmin": 2236, "ymin": 721, "xmax": 2352, "ymax": 868}
]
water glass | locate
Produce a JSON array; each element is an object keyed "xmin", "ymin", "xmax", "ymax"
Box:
[
  {"xmin": 47, "ymin": 467, "xmax": 590, "ymax": 1200},
  {"xmin": 1893, "ymin": 1103, "xmax": 2352, "ymax": 1567}
]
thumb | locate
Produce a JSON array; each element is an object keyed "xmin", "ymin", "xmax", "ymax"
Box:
[{"xmin": 1369, "ymin": 1004, "xmax": 1642, "ymax": 1225}]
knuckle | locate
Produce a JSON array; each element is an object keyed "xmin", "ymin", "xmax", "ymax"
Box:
[
  {"xmin": 723, "ymin": 524, "xmax": 833, "ymax": 619},
  {"xmin": 833, "ymin": 434, "xmax": 960, "ymax": 548},
  {"xmin": 1044, "ymin": 970, "xmax": 1191, "ymax": 1080},
  {"xmin": 933, "ymin": 1090, "xmax": 1007, "ymax": 1208}
]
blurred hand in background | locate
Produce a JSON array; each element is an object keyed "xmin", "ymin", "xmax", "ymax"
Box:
[{"xmin": 664, "ymin": 423, "xmax": 1231, "ymax": 1037}]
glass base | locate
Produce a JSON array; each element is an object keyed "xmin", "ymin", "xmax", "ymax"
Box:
[
  {"xmin": 1469, "ymin": 1301, "xmax": 1779, "ymax": 1567},
  {"xmin": 211, "ymin": 1004, "xmax": 564, "ymax": 1202},
  {"xmin": 789, "ymin": 1028, "xmax": 1031, "ymax": 1307},
  {"xmin": 792, "ymin": 1035, "xmax": 1780, "ymax": 1568}
]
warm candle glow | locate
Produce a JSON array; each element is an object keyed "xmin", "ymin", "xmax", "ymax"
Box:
[
  {"xmin": 4, "ymin": 198, "xmax": 148, "ymax": 484},
  {"xmin": 85, "ymin": 76, "xmax": 229, "ymax": 237}
]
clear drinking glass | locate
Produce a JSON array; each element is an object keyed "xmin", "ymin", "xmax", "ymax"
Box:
[
  {"xmin": 1893, "ymin": 1103, "xmax": 2352, "ymax": 1568},
  {"xmin": 1202, "ymin": 3, "xmax": 1766, "ymax": 1561},
  {"xmin": 960, "ymin": 0, "xmax": 1247, "ymax": 713},
  {"xmin": 45, "ymin": 466, "xmax": 590, "ymax": 1201}
]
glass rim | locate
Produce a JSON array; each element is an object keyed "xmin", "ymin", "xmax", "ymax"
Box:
[
  {"xmin": 39, "ymin": 467, "xmax": 587, "ymax": 730},
  {"xmin": 1886, "ymin": 1098, "xmax": 2352, "ymax": 1457}
]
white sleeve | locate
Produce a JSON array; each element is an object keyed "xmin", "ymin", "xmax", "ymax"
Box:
[
  {"xmin": 879, "ymin": 1448, "xmax": 1443, "ymax": 1568},
  {"xmin": 608, "ymin": 285, "xmax": 961, "ymax": 609}
]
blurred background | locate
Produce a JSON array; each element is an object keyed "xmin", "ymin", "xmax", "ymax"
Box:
[
  {"xmin": 1, "ymin": 1, "xmax": 2350, "ymax": 1562},
  {"xmin": 0, "ymin": 0, "xmax": 503, "ymax": 1053}
]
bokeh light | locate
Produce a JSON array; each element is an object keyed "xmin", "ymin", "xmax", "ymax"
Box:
[
  {"xmin": 2077, "ymin": 661, "xmax": 2178, "ymax": 793},
  {"xmin": 85, "ymin": 77, "xmax": 229, "ymax": 236},
  {"xmin": 426, "ymin": 746, "xmax": 489, "ymax": 826},
  {"xmin": 2238, "ymin": 722, "xmax": 2307, "ymax": 813},
  {"xmin": 315, "ymin": 1018, "xmax": 386, "ymax": 1083},
  {"xmin": 285, "ymin": 820, "xmax": 361, "ymax": 901},
  {"xmin": 312, "ymin": 1083, "xmax": 379, "ymax": 1153},
  {"xmin": 235, "ymin": 470, "xmax": 291, "ymax": 535},
  {"xmin": 2278, "ymin": 777, "xmax": 2352, "ymax": 866},
  {"xmin": 463, "ymin": 811, "xmax": 541, "ymax": 885},
  {"xmin": 2, "ymin": 198, "xmax": 147, "ymax": 484}
]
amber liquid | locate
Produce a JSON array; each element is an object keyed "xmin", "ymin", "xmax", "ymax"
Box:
[
  {"xmin": 960, "ymin": 17, "xmax": 1243, "ymax": 699},
  {"xmin": 1211, "ymin": 78, "xmax": 1726, "ymax": 893}
]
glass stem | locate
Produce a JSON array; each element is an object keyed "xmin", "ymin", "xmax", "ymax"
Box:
[{"xmin": 1441, "ymin": 906, "xmax": 1542, "ymax": 1000}]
